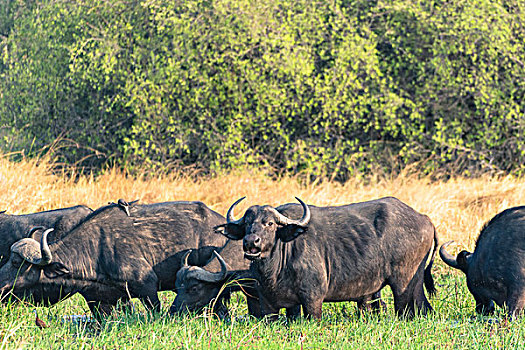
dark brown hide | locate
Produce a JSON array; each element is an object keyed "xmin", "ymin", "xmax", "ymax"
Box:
[
  {"xmin": 440, "ymin": 206, "xmax": 525, "ymax": 317},
  {"xmin": 0, "ymin": 201, "xmax": 227, "ymax": 317},
  {"xmin": 217, "ymin": 196, "xmax": 437, "ymax": 320},
  {"xmin": 0, "ymin": 205, "xmax": 92, "ymax": 304}
]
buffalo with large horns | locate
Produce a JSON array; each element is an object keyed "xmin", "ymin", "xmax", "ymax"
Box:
[
  {"xmin": 170, "ymin": 247, "xmax": 385, "ymax": 318},
  {"xmin": 215, "ymin": 196, "xmax": 438, "ymax": 319},
  {"xmin": 440, "ymin": 206, "xmax": 525, "ymax": 317},
  {"xmin": 169, "ymin": 248, "xmax": 260, "ymax": 319},
  {"xmin": 0, "ymin": 200, "xmax": 228, "ymax": 317},
  {"xmin": 169, "ymin": 237, "xmax": 304, "ymax": 319},
  {"xmin": 0, "ymin": 205, "xmax": 93, "ymax": 267},
  {"xmin": 0, "ymin": 205, "xmax": 93, "ymax": 304}
]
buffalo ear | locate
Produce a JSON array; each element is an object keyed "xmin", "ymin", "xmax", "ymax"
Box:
[
  {"xmin": 456, "ymin": 250, "xmax": 471, "ymax": 272},
  {"xmin": 277, "ymin": 225, "xmax": 307, "ymax": 243},
  {"xmin": 43, "ymin": 262, "xmax": 70, "ymax": 279},
  {"xmin": 214, "ymin": 224, "xmax": 245, "ymax": 240}
]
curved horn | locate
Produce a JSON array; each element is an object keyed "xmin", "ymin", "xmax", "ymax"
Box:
[
  {"xmin": 213, "ymin": 250, "xmax": 228, "ymax": 278},
  {"xmin": 272, "ymin": 197, "xmax": 311, "ymax": 227},
  {"xmin": 439, "ymin": 241, "xmax": 459, "ymax": 269},
  {"xmin": 226, "ymin": 197, "xmax": 246, "ymax": 225},
  {"xmin": 27, "ymin": 226, "xmax": 46, "ymax": 238},
  {"xmin": 182, "ymin": 250, "xmax": 192, "ymax": 268},
  {"xmin": 189, "ymin": 251, "xmax": 228, "ymax": 283},
  {"xmin": 36, "ymin": 228, "xmax": 53, "ymax": 266}
]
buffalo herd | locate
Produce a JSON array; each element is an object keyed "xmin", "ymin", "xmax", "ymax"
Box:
[{"xmin": 0, "ymin": 196, "xmax": 523, "ymax": 320}]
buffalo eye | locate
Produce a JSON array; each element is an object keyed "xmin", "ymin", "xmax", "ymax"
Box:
[{"xmin": 266, "ymin": 221, "xmax": 274, "ymax": 227}]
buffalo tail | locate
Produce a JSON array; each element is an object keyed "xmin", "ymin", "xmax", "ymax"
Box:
[{"xmin": 424, "ymin": 225, "xmax": 438, "ymax": 297}]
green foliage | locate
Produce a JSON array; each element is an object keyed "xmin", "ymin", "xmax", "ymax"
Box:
[{"xmin": 0, "ymin": 0, "xmax": 523, "ymax": 179}]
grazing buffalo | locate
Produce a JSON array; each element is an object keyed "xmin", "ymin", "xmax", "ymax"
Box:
[
  {"xmin": 168, "ymin": 238, "xmax": 299, "ymax": 319},
  {"xmin": 169, "ymin": 247, "xmax": 258, "ymax": 319},
  {"xmin": 0, "ymin": 200, "xmax": 228, "ymax": 316},
  {"xmin": 171, "ymin": 246, "xmax": 385, "ymax": 319},
  {"xmin": 440, "ymin": 206, "xmax": 525, "ymax": 317},
  {"xmin": 215, "ymin": 196, "xmax": 438, "ymax": 319},
  {"xmin": 0, "ymin": 205, "xmax": 93, "ymax": 304},
  {"xmin": 0, "ymin": 205, "xmax": 93, "ymax": 266}
]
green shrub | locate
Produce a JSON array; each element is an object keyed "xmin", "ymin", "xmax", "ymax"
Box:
[{"xmin": 0, "ymin": 0, "xmax": 523, "ymax": 179}]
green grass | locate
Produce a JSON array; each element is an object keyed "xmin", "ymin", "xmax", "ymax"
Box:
[{"xmin": 1, "ymin": 267, "xmax": 523, "ymax": 349}]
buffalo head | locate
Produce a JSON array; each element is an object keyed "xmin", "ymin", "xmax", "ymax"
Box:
[
  {"xmin": 170, "ymin": 250, "xmax": 229, "ymax": 316},
  {"xmin": 0, "ymin": 227, "xmax": 69, "ymax": 298},
  {"xmin": 440, "ymin": 241, "xmax": 496, "ymax": 315},
  {"xmin": 214, "ymin": 197, "xmax": 311, "ymax": 260},
  {"xmin": 439, "ymin": 241, "xmax": 472, "ymax": 274}
]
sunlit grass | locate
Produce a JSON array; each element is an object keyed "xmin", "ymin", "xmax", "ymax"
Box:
[
  {"xmin": 0, "ymin": 155, "xmax": 524, "ymax": 348},
  {"xmin": 2, "ymin": 278, "xmax": 524, "ymax": 349}
]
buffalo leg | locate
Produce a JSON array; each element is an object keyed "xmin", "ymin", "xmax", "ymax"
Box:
[
  {"xmin": 286, "ymin": 305, "xmax": 302, "ymax": 320},
  {"xmin": 139, "ymin": 294, "xmax": 161, "ymax": 312},
  {"xmin": 369, "ymin": 291, "xmax": 387, "ymax": 313},
  {"xmin": 475, "ymin": 300, "xmax": 495, "ymax": 316},
  {"xmin": 86, "ymin": 300, "xmax": 117, "ymax": 320},
  {"xmin": 246, "ymin": 296, "xmax": 263, "ymax": 318},
  {"xmin": 473, "ymin": 293, "xmax": 495, "ymax": 315},
  {"xmin": 82, "ymin": 291, "xmax": 126, "ymax": 320},
  {"xmin": 130, "ymin": 272, "xmax": 161, "ymax": 313},
  {"xmin": 356, "ymin": 291, "xmax": 386, "ymax": 315},
  {"xmin": 299, "ymin": 295, "xmax": 323, "ymax": 320},
  {"xmin": 257, "ymin": 292, "xmax": 302, "ymax": 320},
  {"xmin": 302, "ymin": 301, "xmax": 322, "ymax": 320},
  {"xmin": 136, "ymin": 281, "xmax": 161, "ymax": 312},
  {"xmin": 253, "ymin": 299, "xmax": 301, "ymax": 320},
  {"xmin": 392, "ymin": 260, "xmax": 431, "ymax": 318},
  {"xmin": 256, "ymin": 292, "xmax": 279, "ymax": 321},
  {"xmin": 356, "ymin": 296, "xmax": 373, "ymax": 314},
  {"xmin": 260, "ymin": 306, "xmax": 280, "ymax": 321},
  {"xmin": 298, "ymin": 278, "xmax": 327, "ymax": 320},
  {"xmin": 87, "ymin": 300, "xmax": 135, "ymax": 319},
  {"xmin": 118, "ymin": 300, "xmax": 137, "ymax": 315},
  {"xmin": 241, "ymin": 282, "xmax": 263, "ymax": 318},
  {"xmin": 506, "ymin": 289, "xmax": 525, "ymax": 318}
]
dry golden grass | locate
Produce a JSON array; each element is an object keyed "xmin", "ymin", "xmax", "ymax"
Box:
[{"xmin": 0, "ymin": 155, "xmax": 523, "ymax": 252}]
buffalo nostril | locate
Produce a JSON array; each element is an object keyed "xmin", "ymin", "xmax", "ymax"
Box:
[{"xmin": 254, "ymin": 237, "xmax": 261, "ymax": 245}]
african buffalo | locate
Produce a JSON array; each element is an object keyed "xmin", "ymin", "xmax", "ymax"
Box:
[
  {"xmin": 0, "ymin": 205, "xmax": 93, "ymax": 304},
  {"xmin": 215, "ymin": 196, "xmax": 438, "ymax": 319},
  {"xmin": 0, "ymin": 200, "xmax": 228, "ymax": 316},
  {"xmin": 168, "ymin": 237, "xmax": 297, "ymax": 319},
  {"xmin": 440, "ymin": 206, "xmax": 525, "ymax": 317},
  {"xmin": 170, "ymin": 246, "xmax": 385, "ymax": 319},
  {"xmin": 0, "ymin": 205, "xmax": 92, "ymax": 266},
  {"xmin": 169, "ymin": 247, "xmax": 259, "ymax": 319}
]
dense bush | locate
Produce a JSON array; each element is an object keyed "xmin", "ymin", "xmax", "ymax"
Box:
[{"xmin": 0, "ymin": 0, "xmax": 523, "ymax": 179}]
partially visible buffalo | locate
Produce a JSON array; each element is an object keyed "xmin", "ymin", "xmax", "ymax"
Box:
[
  {"xmin": 0, "ymin": 205, "xmax": 93, "ymax": 266},
  {"xmin": 169, "ymin": 247, "xmax": 258, "ymax": 319},
  {"xmin": 0, "ymin": 205, "xmax": 93, "ymax": 304},
  {"xmin": 171, "ymin": 245, "xmax": 385, "ymax": 319},
  {"xmin": 440, "ymin": 206, "xmax": 525, "ymax": 317},
  {"xmin": 0, "ymin": 200, "xmax": 228, "ymax": 316},
  {"xmin": 215, "ymin": 197, "xmax": 438, "ymax": 319},
  {"xmin": 169, "ymin": 237, "xmax": 293, "ymax": 319}
]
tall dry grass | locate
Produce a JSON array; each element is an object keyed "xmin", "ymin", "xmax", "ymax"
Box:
[{"xmin": 0, "ymin": 155, "xmax": 523, "ymax": 251}]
